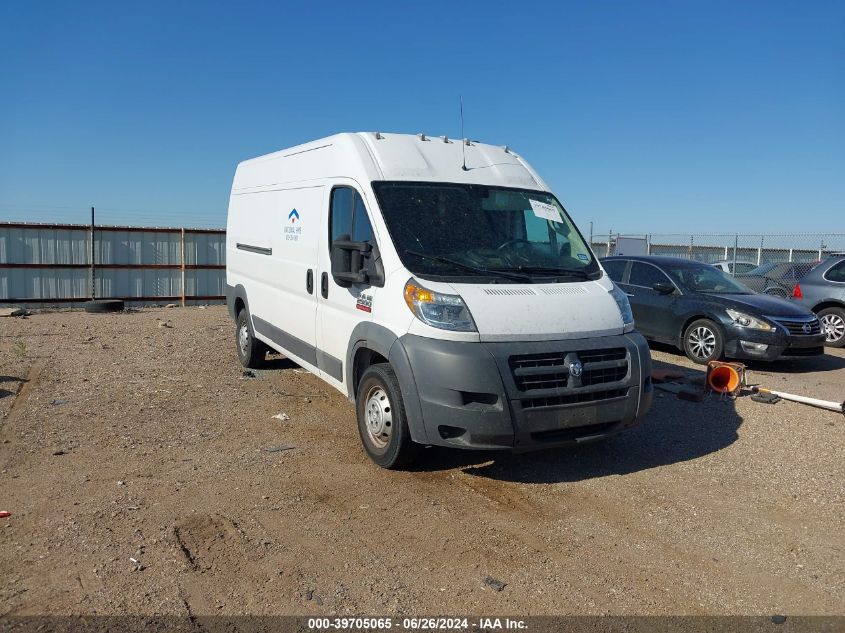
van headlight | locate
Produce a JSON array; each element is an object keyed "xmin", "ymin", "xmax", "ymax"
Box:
[
  {"xmin": 726, "ymin": 309, "xmax": 773, "ymax": 331},
  {"xmin": 403, "ymin": 279, "xmax": 476, "ymax": 332},
  {"xmin": 609, "ymin": 284, "xmax": 635, "ymax": 333}
]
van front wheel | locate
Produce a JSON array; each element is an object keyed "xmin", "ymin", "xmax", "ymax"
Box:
[
  {"xmin": 235, "ymin": 308, "xmax": 268, "ymax": 369},
  {"xmin": 356, "ymin": 364, "xmax": 420, "ymax": 469}
]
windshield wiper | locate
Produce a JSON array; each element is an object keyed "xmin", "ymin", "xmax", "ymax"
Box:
[
  {"xmin": 403, "ymin": 250, "xmax": 532, "ymax": 282},
  {"xmin": 492, "ymin": 265, "xmax": 594, "ymax": 280}
]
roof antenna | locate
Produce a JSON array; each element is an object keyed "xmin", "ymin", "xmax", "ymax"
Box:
[{"xmin": 460, "ymin": 96, "xmax": 468, "ymax": 171}]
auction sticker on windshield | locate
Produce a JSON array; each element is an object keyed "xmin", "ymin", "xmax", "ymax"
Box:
[{"xmin": 529, "ymin": 199, "xmax": 562, "ymax": 223}]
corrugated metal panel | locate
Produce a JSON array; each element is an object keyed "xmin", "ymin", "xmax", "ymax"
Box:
[
  {"xmin": 0, "ymin": 226, "xmax": 90, "ymax": 265},
  {"xmin": 184, "ymin": 231, "xmax": 226, "ymax": 266},
  {"xmin": 97, "ymin": 229, "xmax": 182, "ymax": 265},
  {"xmin": 0, "ymin": 267, "xmax": 88, "ymax": 300},
  {"xmin": 0, "ymin": 223, "xmax": 226, "ymax": 305}
]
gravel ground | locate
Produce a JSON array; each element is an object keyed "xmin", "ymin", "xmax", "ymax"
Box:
[{"xmin": 0, "ymin": 306, "xmax": 843, "ymax": 616}]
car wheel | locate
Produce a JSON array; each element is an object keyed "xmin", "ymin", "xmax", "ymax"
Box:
[
  {"xmin": 818, "ymin": 307, "xmax": 845, "ymax": 348},
  {"xmin": 235, "ymin": 307, "xmax": 268, "ymax": 368},
  {"xmin": 356, "ymin": 363, "xmax": 420, "ymax": 469},
  {"xmin": 683, "ymin": 318, "xmax": 724, "ymax": 364}
]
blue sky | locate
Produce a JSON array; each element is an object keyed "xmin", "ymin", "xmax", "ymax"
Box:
[{"xmin": 1, "ymin": 1, "xmax": 842, "ymax": 232}]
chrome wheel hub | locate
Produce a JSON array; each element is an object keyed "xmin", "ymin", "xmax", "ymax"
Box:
[
  {"xmin": 364, "ymin": 386, "xmax": 393, "ymax": 449},
  {"xmin": 821, "ymin": 314, "xmax": 845, "ymax": 342},
  {"xmin": 238, "ymin": 323, "xmax": 250, "ymax": 355},
  {"xmin": 689, "ymin": 326, "xmax": 716, "ymax": 359}
]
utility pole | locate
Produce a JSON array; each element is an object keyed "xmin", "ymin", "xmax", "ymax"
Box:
[{"xmin": 90, "ymin": 206, "xmax": 96, "ymax": 300}]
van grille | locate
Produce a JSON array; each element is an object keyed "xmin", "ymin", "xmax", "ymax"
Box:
[
  {"xmin": 522, "ymin": 388, "xmax": 628, "ymax": 410},
  {"xmin": 582, "ymin": 366, "xmax": 628, "ymax": 386},
  {"xmin": 509, "ymin": 347, "xmax": 629, "ymax": 397}
]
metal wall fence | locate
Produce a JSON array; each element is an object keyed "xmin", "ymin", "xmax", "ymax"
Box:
[
  {"xmin": 0, "ymin": 222, "xmax": 225, "ymax": 307},
  {"xmin": 590, "ymin": 232, "xmax": 845, "ymax": 266},
  {"xmin": 4, "ymin": 222, "xmax": 844, "ymax": 307}
]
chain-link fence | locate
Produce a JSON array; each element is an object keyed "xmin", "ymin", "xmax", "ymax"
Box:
[{"xmin": 590, "ymin": 232, "xmax": 844, "ymax": 267}]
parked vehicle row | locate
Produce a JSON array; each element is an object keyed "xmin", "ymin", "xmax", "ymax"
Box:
[
  {"xmin": 224, "ymin": 132, "xmax": 841, "ymax": 468},
  {"xmin": 601, "ymin": 256, "xmax": 825, "ymax": 364}
]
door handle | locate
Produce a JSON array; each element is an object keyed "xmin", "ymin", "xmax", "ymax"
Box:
[
  {"xmin": 321, "ymin": 272, "xmax": 329, "ymax": 299},
  {"xmin": 306, "ymin": 269, "xmax": 313, "ymax": 294}
]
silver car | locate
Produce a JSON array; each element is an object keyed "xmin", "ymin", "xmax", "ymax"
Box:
[{"xmin": 791, "ymin": 255, "xmax": 845, "ymax": 347}]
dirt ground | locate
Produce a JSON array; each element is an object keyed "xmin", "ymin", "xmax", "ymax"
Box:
[{"xmin": 1, "ymin": 306, "xmax": 843, "ymax": 616}]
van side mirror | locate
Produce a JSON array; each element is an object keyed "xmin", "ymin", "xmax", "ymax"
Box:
[
  {"xmin": 330, "ymin": 235, "xmax": 385, "ymax": 288},
  {"xmin": 653, "ymin": 281, "xmax": 675, "ymax": 295}
]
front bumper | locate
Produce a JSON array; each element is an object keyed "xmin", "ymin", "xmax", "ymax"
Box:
[
  {"xmin": 395, "ymin": 332, "xmax": 653, "ymax": 451},
  {"xmin": 723, "ymin": 320, "xmax": 826, "ymax": 361}
]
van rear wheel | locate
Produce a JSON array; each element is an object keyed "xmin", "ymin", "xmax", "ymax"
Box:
[
  {"xmin": 356, "ymin": 363, "xmax": 420, "ymax": 469},
  {"xmin": 235, "ymin": 308, "xmax": 268, "ymax": 368}
]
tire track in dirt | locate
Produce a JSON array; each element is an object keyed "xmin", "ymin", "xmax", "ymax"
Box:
[{"xmin": 4, "ymin": 359, "xmax": 44, "ymax": 423}]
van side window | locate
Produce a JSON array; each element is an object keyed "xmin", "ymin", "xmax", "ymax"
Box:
[{"xmin": 330, "ymin": 187, "xmax": 373, "ymax": 244}]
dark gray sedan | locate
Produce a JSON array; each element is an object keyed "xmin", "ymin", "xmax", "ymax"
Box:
[
  {"xmin": 791, "ymin": 254, "xmax": 845, "ymax": 347},
  {"xmin": 602, "ymin": 256, "xmax": 826, "ymax": 364}
]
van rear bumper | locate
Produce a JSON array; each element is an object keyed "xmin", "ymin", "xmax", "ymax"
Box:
[{"xmin": 395, "ymin": 332, "xmax": 653, "ymax": 451}]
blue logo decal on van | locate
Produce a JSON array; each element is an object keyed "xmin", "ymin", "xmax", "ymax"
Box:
[
  {"xmin": 577, "ymin": 253, "xmax": 588, "ymax": 261},
  {"xmin": 288, "ymin": 209, "xmax": 300, "ymax": 223}
]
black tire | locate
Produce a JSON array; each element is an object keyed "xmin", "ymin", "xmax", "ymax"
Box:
[
  {"xmin": 356, "ymin": 363, "xmax": 420, "ymax": 469},
  {"xmin": 683, "ymin": 318, "xmax": 724, "ymax": 364},
  {"xmin": 817, "ymin": 306, "xmax": 845, "ymax": 348},
  {"xmin": 84, "ymin": 299, "xmax": 124, "ymax": 313},
  {"xmin": 235, "ymin": 307, "xmax": 268, "ymax": 368}
]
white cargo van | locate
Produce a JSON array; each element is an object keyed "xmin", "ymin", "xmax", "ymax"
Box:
[{"xmin": 226, "ymin": 132, "xmax": 652, "ymax": 468}]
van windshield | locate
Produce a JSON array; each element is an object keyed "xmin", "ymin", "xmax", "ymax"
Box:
[{"xmin": 371, "ymin": 182, "xmax": 600, "ymax": 282}]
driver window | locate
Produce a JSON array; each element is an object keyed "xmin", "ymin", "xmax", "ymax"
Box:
[{"xmin": 330, "ymin": 187, "xmax": 374, "ymax": 245}]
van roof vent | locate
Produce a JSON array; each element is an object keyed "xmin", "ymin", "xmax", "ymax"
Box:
[
  {"xmin": 374, "ymin": 132, "xmax": 384, "ymax": 140},
  {"xmin": 482, "ymin": 288, "xmax": 537, "ymax": 296},
  {"xmin": 441, "ymin": 135, "xmax": 451, "ymax": 143},
  {"xmin": 541, "ymin": 286, "xmax": 588, "ymax": 296},
  {"xmin": 417, "ymin": 133, "xmax": 428, "ymax": 141}
]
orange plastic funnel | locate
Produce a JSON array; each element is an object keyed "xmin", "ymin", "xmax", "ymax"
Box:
[{"xmin": 708, "ymin": 365, "xmax": 740, "ymax": 394}]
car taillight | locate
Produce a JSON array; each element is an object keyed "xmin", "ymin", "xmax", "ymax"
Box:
[{"xmin": 793, "ymin": 283, "xmax": 803, "ymax": 299}]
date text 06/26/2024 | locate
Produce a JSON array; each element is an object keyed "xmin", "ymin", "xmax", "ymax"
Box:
[{"xmin": 307, "ymin": 618, "xmax": 528, "ymax": 630}]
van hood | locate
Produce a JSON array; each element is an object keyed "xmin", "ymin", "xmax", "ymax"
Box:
[{"xmin": 445, "ymin": 277, "xmax": 625, "ymax": 342}]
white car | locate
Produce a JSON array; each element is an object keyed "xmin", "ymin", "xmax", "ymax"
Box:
[
  {"xmin": 711, "ymin": 260, "xmax": 758, "ymax": 275},
  {"xmin": 225, "ymin": 132, "xmax": 653, "ymax": 468}
]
